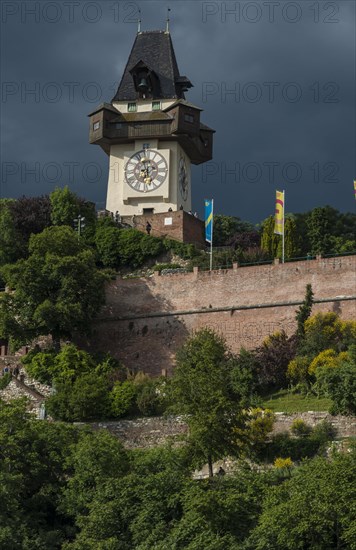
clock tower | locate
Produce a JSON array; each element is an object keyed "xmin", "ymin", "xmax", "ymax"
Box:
[{"xmin": 88, "ymin": 28, "xmax": 214, "ymax": 219}]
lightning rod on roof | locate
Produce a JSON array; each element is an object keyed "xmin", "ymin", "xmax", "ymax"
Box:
[
  {"xmin": 166, "ymin": 7, "xmax": 171, "ymax": 33},
  {"xmin": 137, "ymin": 9, "xmax": 141, "ymax": 33}
]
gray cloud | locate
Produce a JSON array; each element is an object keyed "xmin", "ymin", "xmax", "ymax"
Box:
[{"xmin": 1, "ymin": 0, "xmax": 355, "ymax": 221}]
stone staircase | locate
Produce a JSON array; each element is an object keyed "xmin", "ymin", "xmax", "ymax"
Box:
[{"xmin": 0, "ymin": 360, "xmax": 52, "ymax": 417}]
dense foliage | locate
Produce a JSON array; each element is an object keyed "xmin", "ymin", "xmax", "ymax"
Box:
[
  {"xmin": 1, "ymin": 192, "xmax": 355, "ymax": 548},
  {"xmin": 21, "ymin": 345, "xmax": 166, "ymax": 422},
  {"xmin": 0, "ymin": 227, "xmax": 108, "ymax": 350},
  {"xmin": 0, "ymin": 398, "xmax": 355, "ymax": 549},
  {"xmin": 1, "ymin": 194, "xmax": 355, "ymax": 278},
  {"xmin": 170, "ymin": 329, "xmax": 251, "ymax": 476}
]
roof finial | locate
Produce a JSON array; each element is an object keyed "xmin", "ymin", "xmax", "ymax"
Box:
[
  {"xmin": 165, "ymin": 7, "xmax": 171, "ymax": 33},
  {"xmin": 137, "ymin": 9, "xmax": 141, "ymax": 33}
]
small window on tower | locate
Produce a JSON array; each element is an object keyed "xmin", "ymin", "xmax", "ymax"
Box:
[
  {"xmin": 184, "ymin": 114, "xmax": 194, "ymax": 123},
  {"xmin": 128, "ymin": 102, "xmax": 137, "ymax": 112},
  {"xmin": 93, "ymin": 121, "xmax": 100, "ymax": 131},
  {"xmin": 152, "ymin": 101, "xmax": 161, "ymax": 111}
]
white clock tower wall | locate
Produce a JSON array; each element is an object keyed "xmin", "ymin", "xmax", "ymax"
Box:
[{"xmin": 106, "ymin": 140, "xmax": 192, "ymax": 216}]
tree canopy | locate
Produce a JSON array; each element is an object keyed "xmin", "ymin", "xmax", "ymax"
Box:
[
  {"xmin": 0, "ymin": 226, "xmax": 107, "ymax": 350},
  {"xmin": 1, "ymin": 398, "xmax": 354, "ymax": 549},
  {"xmin": 171, "ymin": 328, "xmax": 249, "ymax": 476}
]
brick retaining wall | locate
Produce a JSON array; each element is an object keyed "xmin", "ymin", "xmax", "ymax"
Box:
[{"xmin": 78, "ymin": 255, "xmax": 356, "ymax": 375}]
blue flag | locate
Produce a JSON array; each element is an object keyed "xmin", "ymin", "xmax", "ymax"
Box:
[{"xmin": 205, "ymin": 199, "xmax": 213, "ymax": 243}]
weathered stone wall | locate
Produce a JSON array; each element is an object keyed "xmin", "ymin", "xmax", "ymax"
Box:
[
  {"xmin": 80, "ymin": 255, "xmax": 356, "ymax": 375},
  {"xmin": 87, "ymin": 412, "xmax": 356, "ymax": 450}
]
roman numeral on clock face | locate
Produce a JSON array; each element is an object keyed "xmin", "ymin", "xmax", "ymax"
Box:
[{"xmin": 124, "ymin": 149, "xmax": 168, "ymax": 192}]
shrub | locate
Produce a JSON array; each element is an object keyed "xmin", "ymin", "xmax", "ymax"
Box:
[
  {"xmin": 256, "ymin": 419, "xmax": 335, "ymax": 463},
  {"xmin": 136, "ymin": 380, "xmax": 163, "ymax": 416},
  {"xmin": 246, "ymin": 408, "xmax": 275, "ymax": 448},
  {"xmin": 287, "ymin": 356, "xmax": 310, "ymax": 386},
  {"xmin": 163, "ymin": 238, "xmax": 200, "ymax": 260},
  {"xmin": 255, "ymin": 332, "xmax": 297, "ymax": 392},
  {"xmin": 117, "ymin": 229, "xmax": 164, "ymax": 268},
  {"xmin": 153, "ymin": 263, "xmax": 182, "ymax": 272},
  {"xmin": 46, "ymin": 372, "xmax": 111, "ymax": 421},
  {"xmin": 311, "ymin": 420, "xmax": 335, "ymax": 443},
  {"xmin": 290, "ymin": 419, "xmax": 312, "ymax": 437},
  {"xmin": 274, "ymin": 457, "xmax": 293, "ymax": 470},
  {"xmin": 110, "ymin": 380, "xmax": 137, "ymax": 418},
  {"xmin": 0, "ymin": 372, "xmax": 11, "ymax": 389},
  {"xmin": 308, "ymin": 349, "xmax": 349, "ymax": 376},
  {"xmin": 230, "ymin": 349, "xmax": 260, "ymax": 407},
  {"xmin": 315, "ymin": 361, "xmax": 356, "ymax": 415},
  {"xmin": 22, "ymin": 345, "xmax": 121, "ymax": 387},
  {"xmin": 51, "ymin": 345, "xmax": 96, "ymax": 384},
  {"xmin": 95, "ymin": 225, "xmax": 121, "ymax": 268},
  {"xmin": 301, "ymin": 313, "xmax": 355, "ymax": 356},
  {"xmin": 21, "ymin": 350, "xmax": 56, "ymax": 385}
]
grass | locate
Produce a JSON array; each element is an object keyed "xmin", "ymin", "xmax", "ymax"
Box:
[{"xmin": 262, "ymin": 390, "xmax": 333, "ymax": 414}]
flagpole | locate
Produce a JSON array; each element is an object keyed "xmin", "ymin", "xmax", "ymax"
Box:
[
  {"xmin": 210, "ymin": 199, "xmax": 214, "ymax": 271},
  {"xmin": 282, "ymin": 190, "xmax": 285, "ymax": 264}
]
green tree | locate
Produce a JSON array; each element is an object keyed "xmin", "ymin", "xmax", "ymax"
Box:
[
  {"xmin": 300, "ymin": 313, "xmax": 355, "ymax": 357},
  {"xmin": 213, "ymin": 215, "xmax": 254, "ymax": 246},
  {"xmin": 315, "ymin": 354, "xmax": 356, "ymax": 415},
  {"xmin": 50, "ymin": 186, "xmax": 80, "ymax": 226},
  {"xmin": 295, "ymin": 283, "xmax": 314, "ymax": 340},
  {"xmin": 61, "ymin": 430, "xmax": 129, "ymax": 520},
  {"xmin": 255, "ymin": 332, "xmax": 297, "ymax": 391},
  {"xmin": 62, "ymin": 445, "xmax": 189, "ymax": 550},
  {"xmin": 22, "ymin": 344, "xmax": 97, "ymax": 385},
  {"xmin": 159, "ymin": 468, "xmax": 268, "ymax": 550},
  {"xmin": 95, "ymin": 222, "xmax": 121, "ymax": 268},
  {"xmin": 0, "ymin": 399, "xmax": 79, "ymax": 548},
  {"xmin": 295, "ymin": 206, "xmax": 356, "ymax": 256},
  {"xmin": 261, "ymin": 215, "xmax": 277, "ymax": 258},
  {"xmin": 261, "ymin": 215, "xmax": 300, "ymax": 260},
  {"xmin": 284, "ymin": 216, "xmax": 301, "ymax": 259},
  {"xmin": 8, "ymin": 195, "xmax": 52, "ymax": 248},
  {"xmin": 171, "ymin": 328, "xmax": 248, "ymax": 477},
  {"xmin": 0, "ymin": 226, "xmax": 107, "ymax": 350},
  {"xmin": 50, "ymin": 186, "xmax": 96, "ymax": 243},
  {"xmin": 246, "ymin": 451, "xmax": 356, "ymax": 550},
  {"xmin": 229, "ymin": 348, "xmax": 259, "ymax": 407},
  {"xmin": 306, "ymin": 206, "xmax": 332, "ymax": 255},
  {"xmin": 116, "ymin": 228, "xmax": 164, "ymax": 268},
  {"xmin": 46, "ymin": 372, "xmax": 111, "ymax": 421},
  {"xmin": 110, "ymin": 380, "xmax": 137, "ymax": 418},
  {"xmin": 0, "ymin": 199, "xmax": 23, "ymax": 266}
]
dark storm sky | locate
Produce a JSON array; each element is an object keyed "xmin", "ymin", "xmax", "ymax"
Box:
[{"xmin": 1, "ymin": 0, "xmax": 355, "ymax": 222}]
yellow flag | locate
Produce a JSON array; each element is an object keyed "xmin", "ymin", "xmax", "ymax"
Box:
[{"xmin": 274, "ymin": 190, "xmax": 284, "ymax": 235}]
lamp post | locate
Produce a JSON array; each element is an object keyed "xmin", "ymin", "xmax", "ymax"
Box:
[{"xmin": 73, "ymin": 215, "xmax": 85, "ymax": 240}]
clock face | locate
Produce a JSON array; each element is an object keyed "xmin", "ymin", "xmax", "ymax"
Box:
[
  {"xmin": 124, "ymin": 149, "xmax": 168, "ymax": 193},
  {"xmin": 178, "ymin": 156, "xmax": 189, "ymax": 200}
]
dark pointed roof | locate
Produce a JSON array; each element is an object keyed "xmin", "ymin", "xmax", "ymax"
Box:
[{"xmin": 112, "ymin": 31, "xmax": 192, "ymax": 102}]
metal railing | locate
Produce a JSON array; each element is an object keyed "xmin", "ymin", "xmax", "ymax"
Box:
[{"xmin": 189, "ymin": 250, "xmax": 356, "ymax": 273}]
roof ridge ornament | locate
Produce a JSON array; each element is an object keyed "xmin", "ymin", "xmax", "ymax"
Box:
[
  {"xmin": 165, "ymin": 7, "xmax": 171, "ymax": 33},
  {"xmin": 137, "ymin": 8, "xmax": 141, "ymax": 33}
]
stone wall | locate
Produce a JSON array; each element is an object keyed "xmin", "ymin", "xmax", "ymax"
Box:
[
  {"xmin": 87, "ymin": 412, "xmax": 356, "ymax": 450},
  {"xmin": 79, "ymin": 255, "xmax": 356, "ymax": 376}
]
